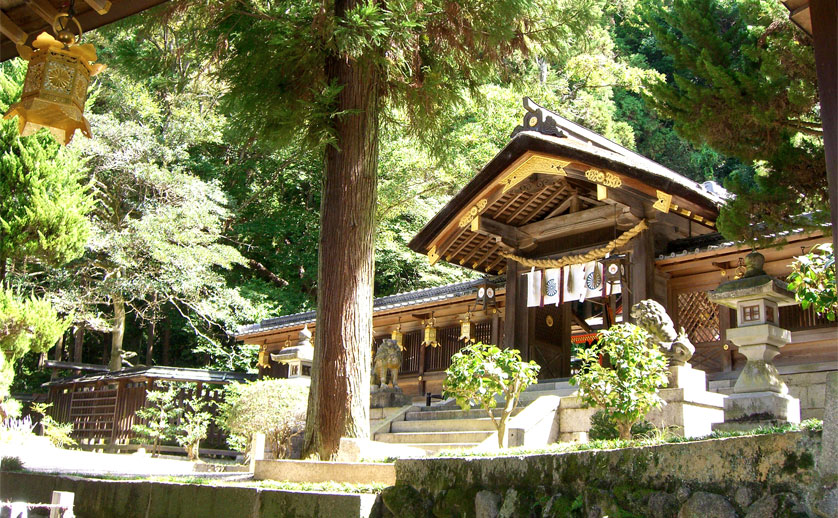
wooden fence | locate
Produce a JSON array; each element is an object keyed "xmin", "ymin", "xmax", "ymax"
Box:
[{"xmin": 48, "ymin": 381, "xmax": 228, "ymax": 448}]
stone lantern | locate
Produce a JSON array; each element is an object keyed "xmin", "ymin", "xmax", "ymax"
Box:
[
  {"xmin": 271, "ymin": 324, "xmax": 314, "ymax": 379},
  {"xmin": 709, "ymin": 251, "xmax": 800, "ymax": 428}
]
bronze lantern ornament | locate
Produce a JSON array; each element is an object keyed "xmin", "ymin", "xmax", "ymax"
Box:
[{"xmin": 4, "ymin": 12, "xmax": 105, "ymax": 145}]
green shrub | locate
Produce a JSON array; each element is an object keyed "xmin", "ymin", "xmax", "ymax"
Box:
[
  {"xmin": 0, "ymin": 456, "xmax": 23, "ymax": 471},
  {"xmin": 217, "ymin": 379, "xmax": 308, "ymax": 459},
  {"xmin": 31, "ymin": 402, "xmax": 76, "ymax": 448},
  {"xmin": 570, "ymin": 323, "xmax": 669, "ymax": 440},
  {"xmin": 133, "ymin": 381, "xmax": 182, "ymax": 456},
  {"xmin": 588, "ymin": 410, "xmax": 654, "ymax": 441},
  {"xmin": 443, "ymin": 342, "xmax": 539, "ymax": 448},
  {"xmin": 177, "ymin": 393, "xmax": 213, "ymax": 462}
]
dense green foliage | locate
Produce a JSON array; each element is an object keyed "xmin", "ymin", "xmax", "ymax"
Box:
[
  {"xmin": 788, "ymin": 244, "xmax": 836, "ymax": 322},
  {"xmin": 0, "ymin": 61, "xmax": 93, "ymax": 284},
  {"xmin": 643, "ymin": 0, "xmax": 825, "ymax": 242},
  {"xmin": 444, "ymin": 343, "xmax": 539, "ymax": 448},
  {"xmin": 216, "ymin": 379, "xmax": 309, "ymax": 458},
  {"xmin": 571, "ymin": 324, "xmax": 669, "ymax": 440},
  {"xmin": 3, "ymin": 0, "xmax": 825, "ymax": 396},
  {"xmin": 0, "ymin": 290, "xmax": 67, "ymax": 400}
]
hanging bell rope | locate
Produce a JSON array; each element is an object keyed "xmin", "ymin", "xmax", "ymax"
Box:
[{"xmin": 500, "ymin": 220, "xmax": 648, "ymax": 269}]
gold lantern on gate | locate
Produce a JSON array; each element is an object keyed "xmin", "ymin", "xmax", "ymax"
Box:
[
  {"xmin": 391, "ymin": 320, "xmax": 405, "ymax": 350},
  {"xmin": 421, "ymin": 316, "xmax": 439, "ymax": 348},
  {"xmin": 459, "ymin": 312, "xmax": 475, "ymax": 343},
  {"xmin": 4, "ymin": 12, "xmax": 105, "ymax": 145},
  {"xmin": 257, "ymin": 346, "xmax": 270, "ymax": 369}
]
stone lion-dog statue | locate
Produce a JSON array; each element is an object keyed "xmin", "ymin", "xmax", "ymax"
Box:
[
  {"xmin": 372, "ymin": 338, "xmax": 402, "ymax": 389},
  {"xmin": 630, "ymin": 299, "xmax": 695, "ymax": 366}
]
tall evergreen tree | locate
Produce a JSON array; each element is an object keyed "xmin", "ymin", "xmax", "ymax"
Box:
[
  {"xmin": 642, "ymin": 0, "xmax": 826, "ymax": 243},
  {"xmin": 190, "ymin": 0, "xmax": 604, "ymax": 458},
  {"xmin": 0, "ymin": 61, "xmax": 92, "ymax": 285}
]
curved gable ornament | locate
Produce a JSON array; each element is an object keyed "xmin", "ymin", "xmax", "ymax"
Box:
[{"xmin": 500, "ymin": 155, "xmax": 570, "ymax": 194}]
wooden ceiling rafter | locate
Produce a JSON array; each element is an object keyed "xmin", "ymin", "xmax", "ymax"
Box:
[
  {"xmin": 492, "ymin": 191, "xmax": 528, "ymax": 221},
  {"xmin": 519, "ymin": 184, "xmax": 569, "ymax": 225},
  {"xmin": 447, "ymin": 232, "xmax": 479, "ymax": 262},
  {"xmin": 460, "ymin": 235, "xmax": 492, "ymax": 265},
  {"xmin": 505, "ymin": 184, "xmax": 557, "ymax": 224},
  {"xmin": 435, "ymin": 226, "xmax": 468, "ymax": 263},
  {"xmin": 473, "ymin": 242, "xmax": 502, "ymax": 270}
]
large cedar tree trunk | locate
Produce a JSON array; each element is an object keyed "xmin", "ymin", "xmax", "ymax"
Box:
[
  {"xmin": 109, "ymin": 294, "xmax": 125, "ymax": 371},
  {"xmin": 73, "ymin": 325, "xmax": 83, "ymax": 363},
  {"xmin": 302, "ymin": 9, "xmax": 380, "ymax": 459}
]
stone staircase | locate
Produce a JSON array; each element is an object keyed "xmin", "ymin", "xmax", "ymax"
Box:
[{"xmin": 373, "ymin": 379, "xmax": 577, "ymax": 454}]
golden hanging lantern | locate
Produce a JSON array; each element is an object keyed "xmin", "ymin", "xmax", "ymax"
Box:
[
  {"xmin": 4, "ymin": 13, "xmax": 105, "ymax": 146},
  {"xmin": 459, "ymin": 312, "xmax": 475, "ymax": 343},
  {"xmin": 422, "ymin": 317, "xmax": 439, "ymax": 348},
  {"xmin": 257, "ymin": 346, "xmax": 270, "ymax": 369},
  {"xmin": 391, "ymin": 321, "xmax": 404, "ymax": 350}
]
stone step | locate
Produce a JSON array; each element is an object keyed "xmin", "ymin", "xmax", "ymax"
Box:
[
  {"xmin": 391, "ymin": 418, "xmax": 496, "ymax": 433},
  {"xmin": 515, "ymin": 386, "xmax": 577, "ymax": 403},
  {"xmin": 405, "ymin": 407, "xmax": 523, "ymax": 421},
  {"xmin": 409, "ymin": 443, "xmax": 483, "ymax": 454},
  {"xmin": 375, "ymin": 430, "xmax": 494, "ymax": 444},
  {"xmin": 524, "ymin": 380, "xmax": 574, "ymax": 392}
]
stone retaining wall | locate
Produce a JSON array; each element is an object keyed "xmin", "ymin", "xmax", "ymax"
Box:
[
  {"xmin": 0, "ymin": 472, "xmax": 380, "ymax": 518},
  {"xmin": 384, "ymin": 431, "xmax": 835, "ymax": 518}
]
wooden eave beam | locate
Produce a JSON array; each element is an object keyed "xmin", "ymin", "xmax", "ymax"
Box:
[
  {"xmin": 518, "ymin": 204, "xmax": 624, "ymax": 248},
  {"xmin": 474, "ymin": 216, "xmax": 523, "ymax": 250},
  {"xmin": 26, "ymin": 0, "xmax": 59, "ymax": 24},
  {"xmin": 0, "ymin": 12, "xmax": 28, "ymax": 45},
  {"xmin": 434, "ymin": 226, "xmax": 467, "ymax": 263},
  {"xmin": 544, "ymin": 192, "xmax": 577, "ymax": 220},
  {"xmin": 84, "ymin": 0, "xmax": 112, "ymax": 15}
]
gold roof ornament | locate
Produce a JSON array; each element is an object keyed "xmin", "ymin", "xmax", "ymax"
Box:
[{"xmin": 3, "ymin": 8, "xmax": 105, "ymax": 146}]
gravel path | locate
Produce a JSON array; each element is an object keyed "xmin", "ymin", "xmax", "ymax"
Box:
[{"xmin": 1, "ymin": 440, "xmax": 250, "ymax": 480}]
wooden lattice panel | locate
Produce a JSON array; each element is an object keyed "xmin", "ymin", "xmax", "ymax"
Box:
[{"xmin": 677, "ymin": 291, "xmax": 721, "ymax": 344}]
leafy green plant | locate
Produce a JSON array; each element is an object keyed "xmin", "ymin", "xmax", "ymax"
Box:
[
  {"xmin": 217, "ymin": 379, "xmax": 308, "ymax": 459},
  {"xmin": 788, "ymin": 243, "xmax": 836, "ymax": 321},
  {"xmin": 588, "ymin": 410, "xmax": 654, "ymax": 441},
  {"xmin": 31, "ymin": 402, "xmax": 76, "ymax": 448},
  {"xmin": 571, "ymin": 324, "xmax": 669, "ymax": 440},
  {"xmin": 443, "ymin": 343, "xmax": 540, "ymax": 448},
  {"xmin": 177, "ymin": 393, "xmax": 213, "ymax": 462},
  {"xmin": 133, "ymin": 382, "xmax": 182, "ymax": 456}
]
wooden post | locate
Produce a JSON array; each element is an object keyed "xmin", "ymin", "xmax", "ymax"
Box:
[
  {"xmin": 490, "ymin": 308, "xmax": 499, "ymax": 345},
  {"xmin": 503, "ymin": 259, "xmax": 529, "ymax": 357},
  {"xmin": 560, "ymin": 302, "xmax": 572, "ymax": 378},
  {"xmin": 49, "ymin": 491, "xmax": 74, "ymax": 518},
  {"xmin": 417, "ymin": 339, "xmax": 426, "ymax": 396}
]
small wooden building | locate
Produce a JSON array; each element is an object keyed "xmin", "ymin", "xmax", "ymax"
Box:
[
  {"xmin": 45, "ymin": 366, "xmax": 255, "ymax": 450},
  {"xmin": 237, "ymin": 99, "xmax": 835, "ymax": 417}
]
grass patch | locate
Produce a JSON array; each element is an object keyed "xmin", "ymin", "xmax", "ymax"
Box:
[{"xmin": 432, "ymin": 419, "xmax": 823, "ymax": 458}]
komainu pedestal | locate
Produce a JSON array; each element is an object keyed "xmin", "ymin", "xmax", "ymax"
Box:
[{"xmin": 631, "ymin": 300, "xmax": 725, "ymax": 438}]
